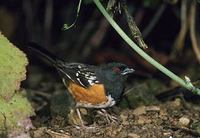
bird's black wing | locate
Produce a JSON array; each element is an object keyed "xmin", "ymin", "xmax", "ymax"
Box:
[
  {"xmin": 56, "ymin": 62, "xmax": 101, "ymax": 87},
  {"xmin": 27, "ymin": 42, "xmax": 100, "ymax": 87}
]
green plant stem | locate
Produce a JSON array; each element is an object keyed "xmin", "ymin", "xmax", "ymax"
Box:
[{"xmin": 93, "ymin": 0, "xmax": 200, "ymax": 94}]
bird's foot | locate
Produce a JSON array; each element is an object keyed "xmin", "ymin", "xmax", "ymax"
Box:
[{"xmin": 97, "ymin": 109, "xmax": 118, "ymax": 124}]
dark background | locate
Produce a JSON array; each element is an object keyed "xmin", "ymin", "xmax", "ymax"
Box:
[{"xmin": 0, "ymin": 0, "xmax": 199, "ymax": 87}]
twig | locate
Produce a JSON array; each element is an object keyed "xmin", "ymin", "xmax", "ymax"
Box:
[
  {"xmin": 189, "ymin": 0, "xmax": 200, "ymax": 63},
  {"xmin": 46, "ymin": 129, "xmax": 70, "ymax": 138},
  {"xmin": 106, "ymin": 0, "xmax": 117, "ymax": 18},
  {"xmin": 63, "ymin": 0, "xmax": 82, "ymax": 30},
  {"xmin": 172, "ymin": 0, "xmax": 188, "ymax": 57},
  {"xmin": 121, "ymin": 0, "xmax": 148, "ymax": 49}
]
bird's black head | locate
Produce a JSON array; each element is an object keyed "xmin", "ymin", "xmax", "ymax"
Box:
[
  {"xmin": 95, "ymin": 62, "xmax": 134, "ymax": 102},
  {"xmin": 96, "ymin": 62, "xmax": 134, "ymax": 82}
]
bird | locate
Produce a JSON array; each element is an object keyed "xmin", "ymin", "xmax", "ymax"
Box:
[{"xmin": 27, "ymin": 42, "xmax": 134, "ymax": 126}]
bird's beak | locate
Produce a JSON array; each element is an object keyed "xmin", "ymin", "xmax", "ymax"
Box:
[{"xmin": 121, "ymin": 68, "xmax": 135, "ymax": 75}]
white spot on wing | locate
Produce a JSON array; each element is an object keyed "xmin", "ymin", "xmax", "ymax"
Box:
[
  {"xmin": 77, "ymin": 78, "xmax": 84, "ymax": 86},
  {"xmin": 78, "ymin": 65, "xmax": 82, "ymax": 68},
  {"xmin": 66, "ymin": 74, "xmax": 72, "ymax": 80},
  {"xmin": 89, "ymin": 76, "xmax": 97, "ymax": 80},
  {"xmin": 88, "ymin": 79, "xmax": 94, "ymax": 85}
]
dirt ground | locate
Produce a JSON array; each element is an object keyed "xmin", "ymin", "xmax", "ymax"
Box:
[{"xmin": 30, "ymin": 98, "xmax": 200, "ymax": 138}]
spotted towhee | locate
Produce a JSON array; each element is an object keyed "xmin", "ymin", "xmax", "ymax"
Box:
[{"xmin": 28, "ymin": 42, "xmax": 134, "ymax": 126}]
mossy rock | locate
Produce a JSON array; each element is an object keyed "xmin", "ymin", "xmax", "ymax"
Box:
[
  {"xmin": 0, "ymin": 32, "xmax": 34, "ymax": 136},
  {"xmin": 0, "ymin": 90, "xmax": 34, "ymax": 133},
  {"xmin": 0, "ymin": 32, "xmax": 28, "ymax": 100}
]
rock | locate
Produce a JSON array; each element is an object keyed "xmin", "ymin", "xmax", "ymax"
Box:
[
  {"xmin": 133, "ymin": 106, "xmax": 146, "ymax": 116},
  {"xmin": 145, "ymin": 106, "xmax": 160, "ymax": 112},
  {"xmin": 128, "ymin": 133, "xmax": 140, "ymax": 138},
  {"xmin": 137, "ymin": 116, "xmax": 151, "ymax": 125},
  {"xmin": 179, "ymin": 117, "xmax": 190, "ymax": 126},
  {"xmin": 170, "ymin": 98, "xmax": 181, "ymax": 108}
]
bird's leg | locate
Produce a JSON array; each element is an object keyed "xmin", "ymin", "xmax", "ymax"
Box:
[
  {"xmin": 67, "ymin": 108, "xmax": 85, "ymax": 127},
  {"xmin": 97, "ymin": 109, "xmax": 118, "ymax": 124},
  {"xmin": 76, "ymin": 108, "xmax": 84, "ymax": 127},
  {"xmin": 75, "ymin": 108, "xmax": 96, "ymax": 129},
  {"xmin": 101, "ymin": 109, "xmax": 118, "ymax": 123}
]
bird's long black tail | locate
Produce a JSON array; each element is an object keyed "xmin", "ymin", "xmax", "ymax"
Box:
[{"xmin": 27, "ymin": 42, "xmax": 63, "ymax": 66}]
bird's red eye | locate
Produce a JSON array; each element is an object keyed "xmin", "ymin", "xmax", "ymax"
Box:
[{"xmin": 112, "ymin": 67, "xmax": 120, "ymax": 73}]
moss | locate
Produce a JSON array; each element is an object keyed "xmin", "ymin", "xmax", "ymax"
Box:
[
  {"xmin": 0, "ymin": 32, "xmax": 34, "ymax": 135},
  {"xmin": 0, "ymin": 32, "xmax": 28, "ymax": 100},
  {"xmin": 0, "ymin": 90, "xmax": 34, "ymax": 132}
]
